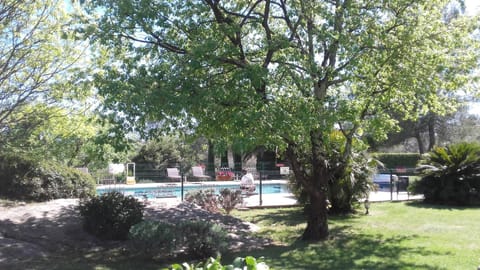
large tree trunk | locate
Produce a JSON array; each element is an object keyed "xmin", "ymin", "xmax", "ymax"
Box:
[
  {"xmin": 207, "ymin": 140, "xmax": 215, "ymax": 175},
  {"xmin": 302, "ymin": 185, "xmax": 329, "ymax": 240},
  {"xmin": 286, "ymin": 133, "xmax": 330, "ymax": 241},
  {"xmin": 415, "ymin": 129, "xmax": 425, "ymax": 154},
  {"xmin": 302, "ymin": 130, "xmax": 329, "ymax": 240}
]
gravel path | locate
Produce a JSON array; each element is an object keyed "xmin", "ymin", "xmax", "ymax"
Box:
[{"xmin": 0, "ymin": 199, "xmax": 273, "ymax": 268}]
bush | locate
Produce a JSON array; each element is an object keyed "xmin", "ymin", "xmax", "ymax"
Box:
[
  {"xmin": 327, "ymin": 151, "xmax": 376, "ymax": 214},
  {"xmin": 218, "ymin": 188, "xmax": 243, "ymax": 214},
  {"xmin": 372, "ymin": 152, "xmax": 421, "ymax": 172},
  {"xmin": 185, "ymin": 188, "xmax": 244, "ymax": 214},
  {"xmin": 129, "ymin": 220, "xmax": 178, "ymax": 256},
  {"xmin": 178, "ymin": 220, "xmax": 227, "ymax": 259},
  {"xmin": 129, "ymin": 220, "xmax": 227, "ymax": 260},
  {"xmin": 185, "ymin": 189, "xmax": 219, "ymax": 213},
  {"xmin": 79, "ymin": 191, "xmax": 145, "ymax": 240},
  {"xmin": 169, "ymin": 256, "xmax": 270, "ymax": 270},
  {"xmin": 289, "ymin": 150, "xmax": 376, "ymax": 214},
  {"xmin": 0, "ymin": 153, "xmax": 95, "ymax": 201},
  {"xmin": 410, "ymin": 142, "xmax": 480, "ymax": 205}
]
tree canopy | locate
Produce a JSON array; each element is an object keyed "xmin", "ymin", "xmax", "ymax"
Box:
[
  {"xmin": 0, "ymin": 0, "xmax": 128, "ymax": 171},
  {"xmin": 83, "ymin": 0, "xmax": 480, "ymax": 240}
]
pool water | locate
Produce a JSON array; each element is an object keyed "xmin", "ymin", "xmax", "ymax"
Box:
[{"xmin": 97, "ymin": 182, "xmax": 290, "ymax": 199}]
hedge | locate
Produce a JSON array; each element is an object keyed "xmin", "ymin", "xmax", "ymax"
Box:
[
  {"xmin": 0, "ymin": 153, "xmax": 96, "ymax": 201},
  {"xmin": 371, "ymin": 152, "xmax": 421, "ymax": 173}
]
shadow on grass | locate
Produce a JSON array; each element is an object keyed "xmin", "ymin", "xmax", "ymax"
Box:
[
  {"xmin": 405, "ymin": 200, "xmax": 479, "ymax": 211},
  {"xmin": 224, "ymin": 225, "xmax": 448, "ymax": 270},
  {"xmin": 242, "ymin": 206, "xmax": 307, "ymax": 227}
]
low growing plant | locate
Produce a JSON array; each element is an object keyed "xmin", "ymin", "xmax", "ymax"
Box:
[
  {"xmin": 129, "ymin": 220, "xmax": 178, "ymax": 256},
  {"xmin": 218, "ymin": 188, "xmax": 243, "ymax": 214},
  {"xmin": 79, "ymin": 191, "xmax": 145, "ymax": 240},
  {"xmin": 130, "ymin": 220, "xmax": 227, "ymax": 260},
  {"xmin": 411, "ymin": 142, "xmax": 480, "ymax": 205},
  {"xmin": 185, "ymin": 188, "xmax": 244, "ymax": 214},
  {"xmin": 185, "ymin": 189, "xmax": 219, "ymax": 213},
  {"xmin": 169, "ymin": 256, "xmax": 270, "ymax": 270},
  {"xmin": 178, "ymin": 220, "xmax": 228, "ymax": 259}
]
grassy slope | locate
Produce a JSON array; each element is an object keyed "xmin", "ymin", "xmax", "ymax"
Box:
[{"xmin": 227, "ymin": 202, "xmax": 480, "ymax": 270}]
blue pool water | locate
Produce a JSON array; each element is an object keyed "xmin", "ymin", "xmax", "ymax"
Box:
[{"xmin": 97, "ymin": 182, "xmax": 290, "ymax": 199}]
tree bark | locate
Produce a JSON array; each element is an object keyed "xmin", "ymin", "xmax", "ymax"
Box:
[
  {"xmin": 302, "ymin": 130, "xmax": 329, "ymax": 240},
  {"xmin": 415, "ymin": 130, "xmax": 425, "ymax": 154},
  {"xmin": 207, "ymin": 140, "xmax": 215, "ymax": 174},
  {"xmin": 302, "ymin": 188, "xmax": 329, "ymax": 240},
  {"xmin": 285, "ymin": 133, "xmax": 330, "ymax": 241}
]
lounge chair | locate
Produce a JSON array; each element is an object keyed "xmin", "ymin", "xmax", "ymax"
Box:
[
  {"xmin": 166, "ymin": 168, "xmax": 182, "ymax": 181},
  {"xmin": 191, "ymin": 166, "xmax": 211, "ymax": 181}
]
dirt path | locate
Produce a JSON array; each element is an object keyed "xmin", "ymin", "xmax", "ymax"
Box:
[
  {"xmin": 0, "ymin": 199, "xmax": 272, "ymax": 268},
  {"xmin": 0, "ymin": 199, "xmax": 101, "ymax": 267}
]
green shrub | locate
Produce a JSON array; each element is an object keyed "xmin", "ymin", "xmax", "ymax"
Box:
[
  {"xmin": 328, "ymin": 151, "xmax": 376, "ymax": 214},
  {"xmin": 218, "ymin": 188, "xmax": 243, "ymax": 214},
  {"xmin": 184, "ymin": 189, "xmax": 219, "ymax": 213},
  {"xmin": 372, "ymin": 152, "xmax": 421, "ymax": 173},
  {"xmin": 289, "ymin": 150, "xmax": 376, "ymax": 214},
  {"xmin": 410, "ymin": 142, "xmax": 480, "ymax": 205},
  {"xmin": 178, "ymin": 220, "xmax": 228, "ymax": 259},
  {"xmin": 129, "ymin": 220, "xmax": 227, "ymax": 260},
  {"xmin": 0, "ymin": 153, "xmax": 95, "ymax": 201},
  {"xmin": 79, "ymin": 191, "xmax": 145, "ymax": 240},
  {"xmin": 169, "ymin": 256, "xmax": 270, "ymax": 270},
  {"xmin": 129, "ymin": 220, "xmax": 178, "ymax": 256},
  {"xmin": 185, "ymin": 188, "xmax": 245, "ymax": 214}
]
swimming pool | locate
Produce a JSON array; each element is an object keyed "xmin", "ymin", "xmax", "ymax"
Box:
[{"xmin": 97, "ymin": 180, "xmax": 291, "ymax": 199}]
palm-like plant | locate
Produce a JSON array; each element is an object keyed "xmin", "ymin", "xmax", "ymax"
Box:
[
  {"xmin": 288, "ymin": 132, "xmax": 376, "ymax": 214},
  {"xmin": 327, "ymin": 151, "xmax": 377, "ymax": 214},
  {"xmin": 412, "ymin": 142, "xmax": 480, "ymax": 205}
]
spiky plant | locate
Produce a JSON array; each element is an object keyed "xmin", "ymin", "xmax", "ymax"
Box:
[{"xmin": 411, "ymin": 142, "xmax": 480, "ymax": 205}]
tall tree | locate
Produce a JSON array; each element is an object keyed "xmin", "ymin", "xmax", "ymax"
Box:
[
  {"xmin": 0, "ymin": 0, "xmax": 89, "ymax": 144},
  {"xmin": 370, "ymin": 105, "xmax": 480, "ymax": 153},
  {"xmin": 84, "ymin": 0, "xmax": 479, "ymax": 240}
]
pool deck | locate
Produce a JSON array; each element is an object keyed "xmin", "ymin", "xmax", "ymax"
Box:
[
  {"xmin": 96, "ymin": 179, "xmax": 288, "ymax": 190},
  {"xmin": 97, "ymin": 180, "xmax": 423, "ymax": 208}
]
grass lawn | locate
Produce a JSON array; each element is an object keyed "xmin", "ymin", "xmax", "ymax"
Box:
[
  {"xmin": 7, "ymin": 201, "xmax": 480, "ymax": 269},
  {"xmin": 226, "ymin": 201, "xmax": 480, "ymax": 270}
]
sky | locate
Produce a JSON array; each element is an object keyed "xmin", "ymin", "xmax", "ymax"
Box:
[
  {"xmin": 464, "ymin": 0, "xmax": 480, "ymax": 115},
  {"xmin": 465, "ymin": 0, "xmax": 480, "ymax": 16}
]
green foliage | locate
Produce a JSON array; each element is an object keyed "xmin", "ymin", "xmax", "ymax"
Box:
[
  {"xmin": 0, "ymin": 153, "xmax": 95, "ymax": 201},
  {"xmin": 218, "ymin": 188, "xmax": 244, "ymax": 214},
  {"xmin": 79, "ymin": 191, "xmax": 145, "ymax": 240},
  {"xmin": 327, "ymin": 152, "xmax": 377, "ymax": 214},
  {"xmin": 185, "ymin": 189, "xmax": 220, "ymax": 213},
  {"xmin": 0, "ymin": 0, "xmax": 97, "ymax": 164},
  {"xmin": 185, "ymin": 188, "xmax": 244, "ymax": 214},
  {"xmin": 129, "ymin": 220, "xmax": 178, "ymax": 256},
  {"xmin": 410, "ymin": 142, "xmax": 480, "ymax": 205},
  {"xmin": 169, "ymin": 256, "xmax": 270, "ymax": 270},
  {"xmin": 131, "ymin": 136, "xmax": 208, "ymax": 175},
  {"xmin": 130, "ymin": 220, "xmax": 227, "ymax": 260},
  {"xmin": 2, "ymin": 105, "xmax": 130, "ymax": 173},
  {"xmin": 132, "ymin": 136, "xmax": 182, "ymax": 166},
  {"xmin": 179, "ymin": 220, "xmax": 228, "ymax": 259},
  {"xmin": 372, "ymin": 153, "xmax": 421, "ymax": 171},
  {"xmin": 289, "ymin": 133, "xmax": 375, "ymax": 214}
]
